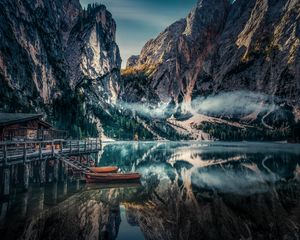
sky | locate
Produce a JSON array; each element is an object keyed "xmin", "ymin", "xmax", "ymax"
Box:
[{"xmin": 80, "ymin": 0, "xmax": 197, "ymax": 68}]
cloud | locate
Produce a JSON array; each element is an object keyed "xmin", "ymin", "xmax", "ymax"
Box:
[
  {"xmin": 119, "ymin": 101, "xmax": 171, "ymax": 119},
  {"xmin": 118, "ymin": 91, "xmax": 278, "ymax": 120},
  {"xmin": 191, "ymin": 91, "xmax": 277, "ymax": 116}
]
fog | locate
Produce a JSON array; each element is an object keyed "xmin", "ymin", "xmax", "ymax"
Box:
[
  {"xmin": 119, "ymin": 101, "xmax": 171, "ymax": 119},
  {"xmin": 118, "ymin": 91, "xmax": 277, "ymax": 119},
  {"xmin": 191, "ymin": 91, "xmax": 277, "ymax": 116}
]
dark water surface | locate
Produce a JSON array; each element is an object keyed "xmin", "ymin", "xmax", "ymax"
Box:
[{"xmin": 1, "ymin": 141, "xmax": 300, "ymax": 240}]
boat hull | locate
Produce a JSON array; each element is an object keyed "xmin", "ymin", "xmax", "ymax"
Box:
[
  {"xmin": 89, "ymin": 166, "xmax": 119, "ymax": 173},
  {"xmin": 85, "ymin": 172, "xmax": 141, "ymax": 183}
]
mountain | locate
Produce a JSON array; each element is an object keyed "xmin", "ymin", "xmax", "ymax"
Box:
[
  {"xmin": 1, "ymin": 0, "xmax": 299, "ymax": 141},
  {"xmin": 0, "ymin": 0, "xmax": 125, "ymax": 138},
  {"xmin": 122, "ymin": 0, "xmax": 300, "ymax": 141}
]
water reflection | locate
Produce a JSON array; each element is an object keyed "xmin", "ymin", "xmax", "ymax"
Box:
[{"xmin": 1, "ymin": 142, "xmax": 300, "ymax": 240}]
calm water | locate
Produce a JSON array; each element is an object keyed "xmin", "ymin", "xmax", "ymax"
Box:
[{"xmin": 1, "ymin": 141, "xmax": 300, "ymax": 240}]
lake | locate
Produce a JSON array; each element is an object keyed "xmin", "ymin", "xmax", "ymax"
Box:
[{"xmin": 1, "ymin": 141, "xmax": 300, "ymax": 240}]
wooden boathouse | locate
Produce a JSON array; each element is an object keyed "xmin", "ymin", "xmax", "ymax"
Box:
[
  {"xmin": 0, "ymin": 113, "xmax": 102, "ymax": 199},
  {"xmin": 0, "ymin": 113, "xmax": 66, "ymax": 141}
]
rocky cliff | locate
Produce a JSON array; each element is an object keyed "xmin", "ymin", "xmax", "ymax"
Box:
[
  {"xmin": 122, "ymin": 0, "xmax": 300, "ymax": 140},
  {"xmin": 125, "ymin": 0, "xmax": 300, "ymax": 108},
  {"xmin": 1, "ymin": 0, "xmax": 300, "ymax": 140},
  {"xmin": 0, "ymin": 0, "xmax": 122, "ymax": 137}
]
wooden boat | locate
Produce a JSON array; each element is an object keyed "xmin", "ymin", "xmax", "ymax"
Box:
[
  {"xmin": 85, "ymin": 172, "xmax": 141, "ymax": 183},
  {"xmin": 89, "ymin": 166, "xmax": 119, "ymax": 173}
]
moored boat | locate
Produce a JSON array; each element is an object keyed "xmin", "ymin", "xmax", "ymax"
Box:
[
  {"xmin": 85, "ymin": 172, "xmax": 141, "ymax": 183},
  {"xmin": 89, "ymin": 166, "xmax": 119, "ymax": 173}
]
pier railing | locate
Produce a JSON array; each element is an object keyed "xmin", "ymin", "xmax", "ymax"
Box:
[{"xmin": 0, "ymin": 139, "xmax": 101, "ymax": 166}]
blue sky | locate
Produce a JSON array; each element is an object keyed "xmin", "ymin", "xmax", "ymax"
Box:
[{"xmin": 80, "ymin": 0, "xmax": 197, "ymax": 68}]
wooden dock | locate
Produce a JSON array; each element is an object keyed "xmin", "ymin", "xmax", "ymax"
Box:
[
  {"xmin": 0, "ymin": 139, "xmax": 101, "ymax": 166},
  {"xmin": 0, "ymin": 139, "xmax": 102, "ymax": 198}
]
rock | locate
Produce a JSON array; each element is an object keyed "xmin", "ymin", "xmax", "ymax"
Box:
[
  {"xmin": 123, "ymin": 0, "xmax": 230, "ymax": 108},
  {"xmin": 0, "ymin": 0, "xmax": 121, "ymax": 136},
  {"xmin": 126, "ymin": 55, "xmax": 139, "ymax": 68},
  {"xmin": 124, "ymin": 0, "xmax": 300, "ymax": 110},
  {"xmin": 66, "ymin": 4, "xmax": 121, "ymax": 104}
]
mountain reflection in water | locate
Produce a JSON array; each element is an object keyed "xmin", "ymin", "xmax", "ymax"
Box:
[{"xmin": 1, "ymin": 141, "xmax": 300, "ymax": 240}]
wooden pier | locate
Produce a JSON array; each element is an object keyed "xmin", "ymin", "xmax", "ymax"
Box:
[
  {"xmin": 0, "ymin": 139, "xmax": 102, "ymax": 199},
  {"xmin": 0, "ymin": 139, "xmax": 101, "ymax": 166}
]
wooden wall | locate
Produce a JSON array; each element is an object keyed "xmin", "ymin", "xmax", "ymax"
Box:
[{"xmin": 0, "ymin": 119, "xmax": 51, "ymax": 141}]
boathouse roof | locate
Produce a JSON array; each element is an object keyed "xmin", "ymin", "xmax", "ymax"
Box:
[{"xmin": 0, "ymin": 113, "xmax": 51, "ymax": 127}]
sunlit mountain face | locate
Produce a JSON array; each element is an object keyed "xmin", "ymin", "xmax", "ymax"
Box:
[
  {"xmin": 1, "ymin": 142, "xmax": 300, "ymax": 240},
  {"xmin": 80, "ymin": 0, "xmax": 197, "ymax": 67}
]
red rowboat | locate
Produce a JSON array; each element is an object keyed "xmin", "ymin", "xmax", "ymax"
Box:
[
  {"xmin": 89, "ymin": 166, "xmax": 119, "ymax": 173},
  {"xmin": 85, "ymin": 172, "xmax": 141, "ymax": 183}
]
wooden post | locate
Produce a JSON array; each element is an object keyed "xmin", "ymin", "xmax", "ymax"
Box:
[
  {"xmin": 3, "ymin": 144, "xmax": 7, "ymax": 166},
  {"xmin": 39, "ymin": 161, "xmax": 46, "ymax": 185},
  {"xmin": 23, "ymin": 164, "xmax": 29, "ymax": 191},
  {"xmin": 63, "ymin": 180, "xmax": 68, "ymax": 196},
  {"xmin": 23, "ymin": 143, "xmax": 27, "ymax": 164},
  {"xmin": 78, "ymin": 140, "xmax": 80, "ymax": 154},
  {"xmin": 0, "ymin": 202, "xmax": 8, "ymax": 221},
  {"xmin": 96, "ymin": 138, "xmax": 98, "ymax": 150},
  {"xmin": 51, "ymin": 141, "xmax": 54, "ymax": 157},
  {"xmin": 84, "ymin": 140, "xmax": 87, "ymax": 152},
  {"xmin": 12, "ymin": 164, "xmax": 18, "ymax": 187},
  {"xmin": 53, "ymin": 160, "xmax": 59, "ymax": 182},
  {"xmin": 3, "ymin": 168, "xmax": 10, "ymax": 197},
  {"xmin": 60, "ymin": 141, "xmax": 63, "ymax": 153},
  {"xmin": 37, "ymin": 188, "xmax": 45, "ymax": 212},
  {"xmin": 51, "ymin": 182, "xmax": 58, "ymax": 205},
  {"xmin": 58, "ymin": 160, "xmax": 64, "ymax": 182},
  {"xmin": 45, "ymin": 160, "xmax": 50, "ymax": 183},
  {"xmin": 63, "ymin": 162, "xmax": 68, "ymax": 179},
  {"xmin": 70, "ymin": 141, "xmax": 72, "ymax": 153},
  {"xmin": 20, "ymin": 189, "xmax": 29, "ymax": 217},
  {"xmin": 29, "ymin": 162, "xmax": 34, "ymax": 182},
  {"xmin": 39, "ymin": 142, "xmax": 42, "ymax": 160}
]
